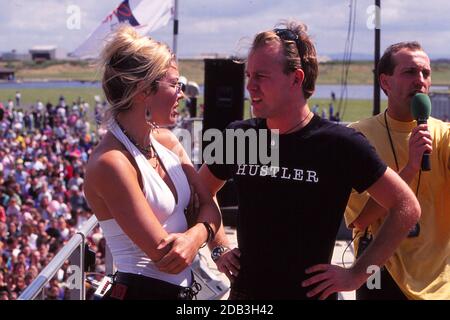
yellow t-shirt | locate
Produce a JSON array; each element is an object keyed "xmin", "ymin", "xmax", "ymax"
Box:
[{"xmin": 345, "ymin": 112, "xmax": 450, "ymax": 300}]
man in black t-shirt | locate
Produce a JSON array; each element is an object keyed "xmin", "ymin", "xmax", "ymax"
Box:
[{"xmin": 199, "ymin": 21, "xmax": 421, "ymax": 300}]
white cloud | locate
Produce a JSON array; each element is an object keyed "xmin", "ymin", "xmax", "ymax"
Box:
[{"xmin": 0, "ymin": 0, "xmax": 449, "ymax": 58}]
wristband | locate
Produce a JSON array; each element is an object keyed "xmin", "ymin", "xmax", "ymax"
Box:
[{"xmin": 200, "ymin": 222, "xmax": 215, "ymax": 248}]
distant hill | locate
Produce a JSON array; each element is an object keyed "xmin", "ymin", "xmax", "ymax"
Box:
[
  {"xmin": 2, "ymin": 59, "xmax": 450, "ymax": 86},
  {"xmin": 326, "ymin": 53, "xmax": 373, "ymax": 61},
  {"xmin": 325, "ymin": 52, "xmax": 450, "ymax": 62}
]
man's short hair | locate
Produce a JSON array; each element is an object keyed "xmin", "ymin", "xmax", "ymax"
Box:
[
  {"xmin": 250, "ymin": 20, "xmax": 318, "ymax": 99},
  {"xmin": 377, "ymin": 41, "xmax": 424, "ymax": 95},
  {"xmin": 377, "ymin": 41, "xmax": 424, "ymax": 78}
]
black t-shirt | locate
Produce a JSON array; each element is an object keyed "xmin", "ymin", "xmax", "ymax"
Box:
[{"xmin": 207, "ymin": 115, "xmax": 387, "ymax": 299}]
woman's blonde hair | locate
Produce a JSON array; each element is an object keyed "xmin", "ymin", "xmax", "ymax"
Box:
[{"xmin": 100, "ymin": 25, "xmax": 174, "ymax": 123}]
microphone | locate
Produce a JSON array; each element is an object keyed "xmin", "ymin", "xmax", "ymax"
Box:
[{"xmin": 410, "ymin": 93, "xmax": 432, "ymax": 171}]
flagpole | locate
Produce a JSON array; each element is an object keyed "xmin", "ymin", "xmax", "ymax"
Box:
[
  {"xmin": 173, "ymin": 0, "xmax": 179, "ymax": 60},
  {"xmin": 373, "ymin": 0, "xmax": 381, "ymax": 115}
]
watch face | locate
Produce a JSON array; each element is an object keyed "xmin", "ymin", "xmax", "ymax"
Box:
[{"xmin": 211, "ymin": 246, "xmax": 225, "ymax": 261}]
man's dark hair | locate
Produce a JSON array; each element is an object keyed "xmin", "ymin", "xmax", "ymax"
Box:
[
  {"xmin": 377, "ymin": 41, "xmax": 424, "ymax": 78},
  {"xmin": 376, "ymin": 41, "xmax": 424, "ymax": 95}
]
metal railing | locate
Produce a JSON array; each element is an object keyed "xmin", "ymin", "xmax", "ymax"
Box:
[
  {"xmin": 18, "ymin": 214, "xmax": 227, "ymax": 300},
  {"xmin": 18, "ymin": 215, "xmax": 99, "ymax": 300}
]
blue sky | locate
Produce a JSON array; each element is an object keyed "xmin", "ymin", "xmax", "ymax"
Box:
[{"xmin": 1, "ymin": 0, "xmax": 450, "ymax": 59}]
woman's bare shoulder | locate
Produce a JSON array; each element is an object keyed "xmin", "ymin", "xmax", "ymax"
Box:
[{"xmin": 85, "ymin": 134, "xmax": 136, "ymax": 184}]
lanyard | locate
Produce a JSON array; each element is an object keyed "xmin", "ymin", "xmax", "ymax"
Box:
[{"xmin": 384, "ymin": 110, "xmax": 422, "ymax": 196}]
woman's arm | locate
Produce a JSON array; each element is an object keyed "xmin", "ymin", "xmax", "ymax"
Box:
[
  {"xmin": 153, "ymin": 130, "xmax": 222, "ymax": 273},
  {"xmin": 159, "ymin": 129, "xmax": 222, "ymax": 235},
  {"xmin": 84, "ymin": 150, "xmax": 171, "ymax": 262}
]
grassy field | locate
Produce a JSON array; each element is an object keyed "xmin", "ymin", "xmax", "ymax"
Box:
[
  {"xmin": 178, "ymin": 59, "xmax": 205, "ymax": 85},
  {"xmin": 0, "ymin": 86, "xmax": 384, "ymax": 123},
  {"xmin": 0, "ymin": 88, "xmax": 104, "ymax": 110},
  {"xmin": 1, "ymin": 60, "xmax": 100, "ymax": 82},
  {"xmin": 3, "ymin": 59, "xmax": 450, "ymax": 86},
  {"xmin": 319, "ymin": 60, "xmax": 450, "ymax": 86},
  {"xmin": 308, "ymin": 98, "xmax": 387, "ymax": 122},
  {"xmin": 0, "ymin": 59, "xmax": 435, "ymax": 123},
  {"xmin": 205, "ymin": 97, "xmax": 384, "ymax": 122}
]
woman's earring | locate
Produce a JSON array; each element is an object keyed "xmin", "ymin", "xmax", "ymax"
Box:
[
  {"xmin": 145, "ymin": 106, "xmax": 152, "ymax": 124},
  {"xmin": 145, "ymin": 106, "xmax": 158, "ymax": 131}
]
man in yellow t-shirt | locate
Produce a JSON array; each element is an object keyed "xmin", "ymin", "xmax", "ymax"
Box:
[{"xmin": 345, "ymin": 41, "xmax": 450, "ymax": 300}]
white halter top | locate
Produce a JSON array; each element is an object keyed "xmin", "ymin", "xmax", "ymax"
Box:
[{"xmin": 98, "ymin": 120, "xmax": 191, "ymax": 286}]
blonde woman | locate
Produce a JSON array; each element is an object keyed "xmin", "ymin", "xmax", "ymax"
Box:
[{"xmin": 84, "ymin": 26, "xmax": 221, "ymax": 300}]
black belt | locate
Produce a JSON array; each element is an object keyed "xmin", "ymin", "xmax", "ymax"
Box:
[{"xmin": 113, "ymin": 271, "xmax": 201, "ymax": 300}]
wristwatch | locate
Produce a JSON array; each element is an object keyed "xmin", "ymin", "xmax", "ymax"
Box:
[{"xmin": 211, "ymin": 245, "xmax": 229, "ymax": 262}]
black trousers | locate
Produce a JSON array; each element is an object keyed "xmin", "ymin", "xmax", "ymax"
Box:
[
  {"xmin": 102, "ymin": 272, "xmax": 201, "ymax": 300},
  {"xmin": 356, "ymin": 267, "xmax": 408, "ymax": 300}
]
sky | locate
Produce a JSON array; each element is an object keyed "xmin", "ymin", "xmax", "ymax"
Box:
[{"xmin": 1, "ymin": 0, "xmax": 450, "ymax": 60}]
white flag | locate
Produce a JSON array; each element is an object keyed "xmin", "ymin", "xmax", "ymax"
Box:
[{"xmin": 71, "ymin": 0, "xmax": 174, "ymax": 59}]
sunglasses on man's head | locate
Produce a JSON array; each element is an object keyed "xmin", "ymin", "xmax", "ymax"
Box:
[
  {"xmin": 274, "ymin": 28, "xmax": 300, "ymax": 44},
  {"xmin": 274, "ymin": 28, "xmax": 298, "ymax": 41},
  {"xmin": 273, "ymin": 28, "xmax": 301, "ymax": 53},
  {"xmin": 273, "ymin": 28, "xmax": 306, "ymax": 69}
]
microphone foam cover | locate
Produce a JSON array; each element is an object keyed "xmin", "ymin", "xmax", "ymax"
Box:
[{"xmin": 411, "ymin": 93, "xmax": 431, "ymax": 120}]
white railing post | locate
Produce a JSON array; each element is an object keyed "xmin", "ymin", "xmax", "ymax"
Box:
[
  {"xmin": 18, "ymin": 216, "xmax": 98, "ymax": 300},
  {"xmin": 105, "ymin": 245, "xmax": 115, "ymax": 276}
]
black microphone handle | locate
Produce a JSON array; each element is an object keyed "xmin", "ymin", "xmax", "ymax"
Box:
[
  {"xmin": 417, "ymin": 119, "xmax": 431, "ymax": 171},
  {"xmin": 421, "ymin": 152, "xmax": 431, "ymax": 171}
]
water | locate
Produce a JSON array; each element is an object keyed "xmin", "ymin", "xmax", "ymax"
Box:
[
  {"xmin": 0, "ymin": 81, "xmax": 447, "ymax": 100},
  {"xmin": 198, "ymin": 84, "xmax": 391, "ymax": 100},
  {"xmin": 312, "ymin": 84, "xmax": 389, "ymax": 100}
]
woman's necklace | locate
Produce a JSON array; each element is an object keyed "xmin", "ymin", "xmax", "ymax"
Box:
[{"xmin": 117, "ymin": 121, "xmax": 159, "ymax": 167}]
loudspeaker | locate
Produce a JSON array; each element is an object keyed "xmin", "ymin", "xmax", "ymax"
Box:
[
  {"xmin": 203, "ymin": 59, "xmax": 245, "ymax": 132},
  {"xmin": 202, "ymin": 59, "xmax": 244, "ymax": 212}
]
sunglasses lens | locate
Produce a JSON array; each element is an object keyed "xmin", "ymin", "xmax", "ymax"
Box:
[
  {"xmin": 274, "ymin": 29, "xmax": 297, "ymax": 41},
  {"xmin": 178, "ymin": 82, "xmax": 185, "ymax": 94}
]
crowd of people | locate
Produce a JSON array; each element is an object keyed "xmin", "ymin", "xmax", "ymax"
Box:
[
  {"xmin": 0, "ymin": 95, "xmax": 107, "ymax": 300},
  {"xmin": 311, "ymin": 102, "xmax": 341, "ymax": 122}
]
